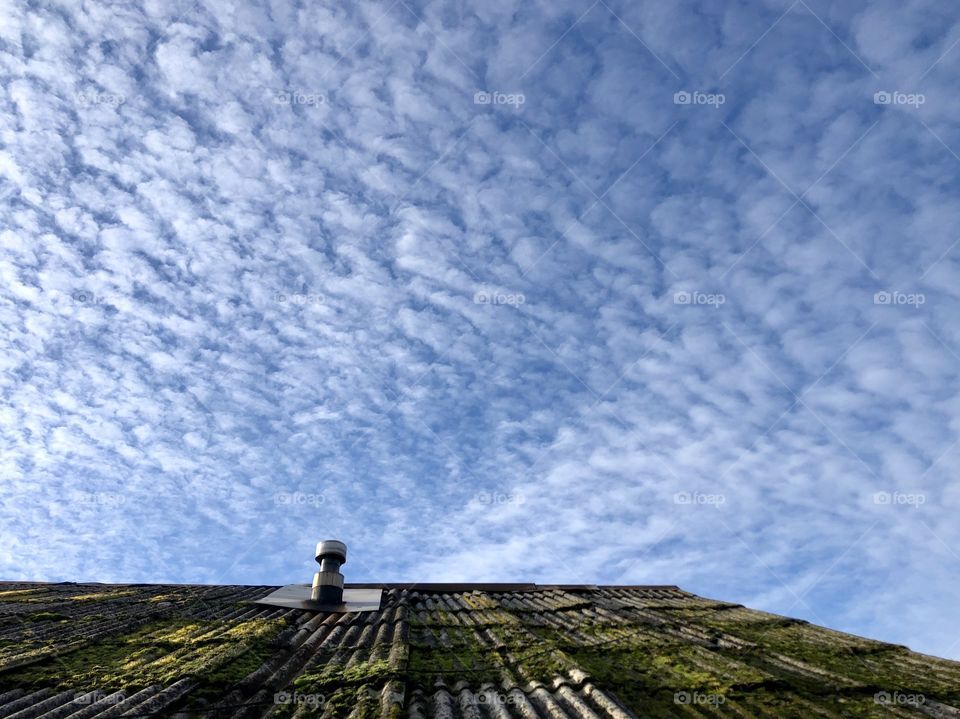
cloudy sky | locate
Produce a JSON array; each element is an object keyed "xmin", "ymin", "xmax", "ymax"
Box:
[{"xmin": 2, "ymin": 0, "xmax": 960, "ymax": 658}]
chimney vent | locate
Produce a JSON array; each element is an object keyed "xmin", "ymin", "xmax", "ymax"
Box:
[
  {"xmin": 312, "ymin": 539, "xmax": 347, "ymax": 604},
  {"xmin": 254, "ymin": 539, "xmax": 381, "ymax": 612}
]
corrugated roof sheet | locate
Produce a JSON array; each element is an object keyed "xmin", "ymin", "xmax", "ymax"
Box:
[{"xmin": 1, "ymin": 581, "xmax": 958, "ymax": 718}]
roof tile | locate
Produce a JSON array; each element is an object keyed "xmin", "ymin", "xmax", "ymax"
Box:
[{"xmin": 0, "ymin": 582, "xmax": 958, "ymax": 717}]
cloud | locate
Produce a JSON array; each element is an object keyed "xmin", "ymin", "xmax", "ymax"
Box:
[{"xmin": 0, "ymin": 0, "xmax": 959, "ymax": 661}]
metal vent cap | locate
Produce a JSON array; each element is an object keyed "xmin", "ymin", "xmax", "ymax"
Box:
[
  {"xmin": 254, "ymin": 539, "xmax": 381, "ymax": 613},
  {"xmin": 315, "ymin": 539, "xmax": 347, "ymax": 564}
]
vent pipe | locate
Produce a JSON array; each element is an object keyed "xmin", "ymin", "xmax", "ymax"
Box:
[
  {"xmin": 254, "ymin": 540, "xmax": 380, "ymax": 612},
  {"xmin": 311, "ymin": 539, "xmax": 347, "ymax": 605}
]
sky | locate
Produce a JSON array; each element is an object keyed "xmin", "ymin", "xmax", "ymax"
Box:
[{"xmin": 1, "ymin": 0, "xmax": 959, "ymax": 659}]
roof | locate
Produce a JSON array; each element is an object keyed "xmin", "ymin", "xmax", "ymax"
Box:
[{"xmin": 1, "ymin": 581, "xmax": 958, "ymax": 718}]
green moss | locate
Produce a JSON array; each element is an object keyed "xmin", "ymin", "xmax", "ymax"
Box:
[
  {"xmin": 685, "ymin": 616, "xmax": 959, "ymax": 698},
  {"xmin": 4, "ymin": 587, "xmax": 959, "ymax": 717},
  {"xmin": 68, "ymin": 591, "xmax": 137, "ymax": 602},
  {"xmin": 310, "ymin": 685, "xmax": 380, "ymax": 719},
  {"xmin": 0, "ymin": 589, "xmax": 55, "ymax": 603},
  {"xmin": 23, "ymin": 612, "xmax": 68, "ymax": 622},
  {"xmin": 553, "ymin": 604, "xmax": 959, "ymax": 716},
  {"xmin": 284, "ymin": 663, "xmax": 392, "ymax": 719},
  {"xmin": 460, "ymin": 593, "xmax": 499, "ymax": 611},
  {"xmin": 1, "ymin": 617, "xmax": 286, "ymax": 695},
  {"xmin": 147, "ymin": 594, "xmax": 181, "ymax": 603},
  {"xmin": 294, "ymin": 659, "xmax": 394, "ymax": 692},
  {"xmin": 407, "ymin": 623, "xmax": 502, "ymax": 686},
  {"xmin": 0, "ymin": 642, "xmax": 59, "ymax": 670},
  {"xmin": 395, "ymin": 599, "xmax": 960, "ymax": 716}
]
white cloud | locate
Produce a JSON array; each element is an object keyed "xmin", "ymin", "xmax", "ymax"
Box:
[{"xmin": 0, "ymin": 0, "xmax": 958, "ymax": 662}]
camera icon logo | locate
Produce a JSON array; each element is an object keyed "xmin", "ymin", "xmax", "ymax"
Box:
[{"xmin": 673, "ymin": 91, "xmax": 691, "ymax": 105}]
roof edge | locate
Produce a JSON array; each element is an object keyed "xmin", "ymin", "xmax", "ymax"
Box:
[{"xmin": 0, "ymin": 580, "xmax": 687, "ymax": 593}]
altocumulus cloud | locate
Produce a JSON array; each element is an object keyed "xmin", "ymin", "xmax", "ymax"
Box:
[{"xmin": 1, "ymin": 0, "xmax": 959, "ymax": 658}]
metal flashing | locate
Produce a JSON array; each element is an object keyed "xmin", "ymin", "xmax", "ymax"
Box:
[{"xmin": 253, "ymin": 584, "xmax": 383, "ymax": 612}]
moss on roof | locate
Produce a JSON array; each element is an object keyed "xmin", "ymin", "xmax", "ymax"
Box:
[{"xmin": 0, "ymin": 582, "xmax": 957, "ymax": 718}]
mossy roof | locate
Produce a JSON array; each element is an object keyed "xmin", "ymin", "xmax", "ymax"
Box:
[{"xmin": 0, "ymin": 581, "xmax": 958, "ymax": 718}]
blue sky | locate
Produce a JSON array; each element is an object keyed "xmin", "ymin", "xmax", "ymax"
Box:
[{"xmin": 2, "ymin": 0, "xmax": 960, "ymax": 659}]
